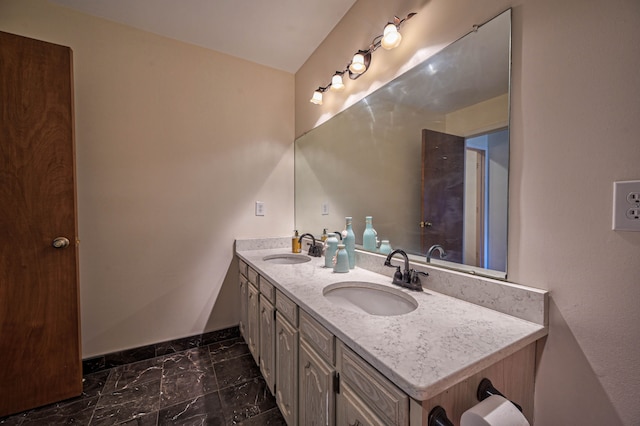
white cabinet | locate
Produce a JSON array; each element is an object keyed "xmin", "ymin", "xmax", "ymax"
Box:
[
  {"xmin": 259, "ymin": 295, "xmax": 276, "ymax": 393},
  {"xmin": 238, "ymin": 259, "xmax": 248, "ymax": 338},
  {"xmin": 336, "ymin": 341, "xmax": 409, "ymax": 426},
  {"xmin": 238, "ymin": 274, "xmax": 248, "ymax": 338},
  {"xmin": 275, "ymin": 311, "xmax": 298, "ymax": 425},
  {"xmin": 337, "ymin": 382, "xmax": 387, "ymax": 426},
  {"xmin": 299, "ymin": 338, "xmax": 335, "ymax": 426},
  {"xmin": 246, "ymin": 281, "xmax": 260, "ymax": 364},
  {"xmin": 299, "ymin": 310, "xmax": 336, "ymax": 426},
  {"xmin": 238, "ymin": 261, "xmax": 299, "ymax": 425}
]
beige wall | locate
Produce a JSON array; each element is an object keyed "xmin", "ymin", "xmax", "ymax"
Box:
[
  {"xmin": 0, "ymin": 0, "xmax": 294, "ymax": 357},
  {"xmin": 297, "ymin": 0, "xmax": 640, "ymax": 424},
  {"xmin": 445, "ymin": 93, "xmax": 509, "ymax": 137}
]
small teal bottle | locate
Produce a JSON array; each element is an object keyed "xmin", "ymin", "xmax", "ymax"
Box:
[
  {"xmin": 324, "ymin": 233, "xmax": 339, "ymax": 268},
  {"xmin": 362, "ymin": 216, "xmax": 377, "ymax": 251},
  {"xmin": 333, "ymin": 244, "xmax": 349, "ymax": 273},
  {"xmin": 343, "ymin": 217, "xmax": 356, "ymax": 269},
  {"xmin": 379, "ymin": 239, "xmax": 392, "ymax": 255}
]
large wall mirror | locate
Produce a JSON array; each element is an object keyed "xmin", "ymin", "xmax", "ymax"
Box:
[{"xmin": 295, "ymin": 9, "xmax": 511, "ymax": 278}]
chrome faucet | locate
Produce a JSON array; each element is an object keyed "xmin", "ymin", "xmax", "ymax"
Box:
[
  {"xmin": 299, "ymin": 233, "xmax": 322, "ymax": 257},
  {"xmin": 426, "ymin": 244, "xmax": 447, "ymax": 263},
  {"xmin": 384, "ymin": 249, "xmax": 427, "ymax": 291}
]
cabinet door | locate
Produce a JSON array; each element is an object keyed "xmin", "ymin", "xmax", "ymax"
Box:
[
  {"xmin": 247, "ymin": 283, "xmax": 260, "ymax": 364},
  {"xmin": 276, "ymin": 313, "xmax": 298, "ymax": 426},
  {"xmin": 259, "ymin": 296, "xmax": 275, "ymax": 393},
  {"xmin": 337, "ymin": 341, "xmax": 408, "ymax": 425},
  {"xmin": 239, "ymin": 275, "xmax": 248, "ymax": 338},
  {"xmin": 337, "ymin": 383, "xmax": 387, "ymax": 426},
  {"xmin": 299, "ymin": 339, "xmax": 335, "ymax": 426}
]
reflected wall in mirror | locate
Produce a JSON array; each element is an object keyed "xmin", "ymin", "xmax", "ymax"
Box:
[{"xmin": 295, "ymin": 10, "xmax": 511, "ymax": 278}]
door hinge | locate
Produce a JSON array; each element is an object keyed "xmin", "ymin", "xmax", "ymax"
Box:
[{"xmin": 333, "ymin": 372, "xmax": 340, "ymax": 394}]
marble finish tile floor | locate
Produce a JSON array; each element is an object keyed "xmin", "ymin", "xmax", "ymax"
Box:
[{"xmin": 0, "ymin": 337, "xmax": 286, "ymax": 425}]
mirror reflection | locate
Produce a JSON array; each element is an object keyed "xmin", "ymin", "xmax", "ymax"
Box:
[{"xmin": 295, "ymin": 10, "xmax": 511, "ymax": 277}]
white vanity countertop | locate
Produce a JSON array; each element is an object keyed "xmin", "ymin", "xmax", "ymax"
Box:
[{"xmin": 236, "ymin": 247, "xmax": 548, "ymax": 401}]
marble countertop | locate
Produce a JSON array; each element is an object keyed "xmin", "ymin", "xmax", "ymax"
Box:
[{"xmin": 236, "ymin": 247, "xmax": 547, "ymax": 401}]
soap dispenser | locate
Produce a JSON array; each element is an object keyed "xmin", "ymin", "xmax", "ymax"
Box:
[{"xmin": 292, "ymin": 230, "xmax": 301, "ymax": 253}]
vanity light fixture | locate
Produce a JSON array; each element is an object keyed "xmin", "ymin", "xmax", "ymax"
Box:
[
  {"xmin": 330, "ymin": 72, "xmax": 345, "ymax": 91},
  {"xmin": 310, "ymin": 87, "xmax": 327, "ymax": 105},
  {"xmin": 309, "ymin": 12, "xmax": 416, "ymax": 105},
  {"xmin": 348, "ymin": 50, "xmax": 370, "ymax": 75},
  {"xmin": 381, "ymin": 21, "xmax": 402, "ymax": 50}
]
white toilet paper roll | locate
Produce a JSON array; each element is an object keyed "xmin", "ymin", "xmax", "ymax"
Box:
[{"xmin": 460, "ymin": 395, "xmax": 529, "ymax": 426}]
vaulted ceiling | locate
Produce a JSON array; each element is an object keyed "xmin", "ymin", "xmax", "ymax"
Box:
[{"xmin": 50, "ymin": 0, "xmax": 357, "ymax": 73}]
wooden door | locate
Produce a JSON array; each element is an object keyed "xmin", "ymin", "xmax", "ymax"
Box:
[
  {"xmin": 420, "ymin": 129, "xmax": 465, "ymax": 263},
  {"xmin": 0, "ymin": 32, "xmax": 81, "ymax": 416}
]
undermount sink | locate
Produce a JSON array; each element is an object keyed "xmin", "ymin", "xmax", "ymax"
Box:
[
  {"xmin": 323, "ymin": 281, "xmax": 418, "ymax": 316},
  {"xmin": 262, "ymin": 254, "xmax": 311, "ymax": 264}
]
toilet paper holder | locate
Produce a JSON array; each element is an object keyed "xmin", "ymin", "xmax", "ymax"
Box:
[
  {"xmin": 428, "ymin": 406, "xmax": 454, "ymax": 426},
  {"xmin": 477, "ymin": 378, "xmax": 523, "ymax": 412},
  {"xmin": 427, "ymin": 378, "xmax": 524, "ymax": 426}
]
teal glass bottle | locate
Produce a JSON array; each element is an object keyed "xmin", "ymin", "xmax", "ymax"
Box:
[
  {"xmin": 379, "ymin": 239, "xmax": 392, "ymax": 255},
  {"xmin": 333, "ymin": 244, "xmax": 349, "ymax": 273},
  {"xmin": 362, "ymin": 216, "xmax": 377, "ymax": 251},
  {"xmin": 324, "ymin": 233, "xmax": 339, "ymax": 268},
  {"xmin": 343, "ymin": 217, "xmax": 356, "ymax": 269}
]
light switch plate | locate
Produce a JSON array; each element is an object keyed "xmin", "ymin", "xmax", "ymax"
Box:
[
  {"xmin": 613, "ymin": 180, "xmax": 640, "ymax": 231},
  {"xmin": 321, "ymin": 202, "xmax": 329, "ymax": 215},
  {"xmin": 255, "ymin": 201, "xmax": 265, "ymax": 216}
]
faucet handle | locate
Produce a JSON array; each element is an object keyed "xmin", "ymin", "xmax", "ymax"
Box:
[
  {"xmin": 385, "ymin": 262, "xmax": 403, "ymax": 282},
  {"xmin": 409, "ymin": 269, "xmax": 428, "ymax": 290},
  {"xmin": 307, "ymin": 243, "xmax": 322, "ymax": 257}
]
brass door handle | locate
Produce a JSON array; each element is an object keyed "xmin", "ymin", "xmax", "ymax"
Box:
[
  {"xmin": 419, "ymin": 221, "xmax": 433, "ymax": 228},
  {"xmin": 52, "ymin": 237, "xmax": 70, "ymax": 249}
]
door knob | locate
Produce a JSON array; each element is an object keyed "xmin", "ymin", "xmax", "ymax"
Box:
[{"xmin": 52, "ymin": 237, "xmax": 70, "ymax": 249}]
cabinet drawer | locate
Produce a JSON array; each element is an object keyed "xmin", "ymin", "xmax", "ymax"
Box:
[
  {"xmin": 275, "ymin": 289, "xmax": 298, "ymax": 326},
  {"xmin": 260, "ymin": 276, "xmax": 276, "ymax": 304},
  {"xmin": 300, "ymin": 309, "xmax": 334, "ymax": 364},
  {"xmin": 337, "ymin": 341, "xmax": 408, "ymax": 426},
  {"xmin": 247, "ymin": 266, "xmax": 259, "ymax": 287},
  {"xmin": 238, "ymin": 258, "xmax": 248, "ymax": 277}
]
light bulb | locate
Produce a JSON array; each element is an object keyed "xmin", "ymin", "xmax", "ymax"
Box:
[
  {"xmin": 381, "ymin": 23, "xmax": 402, "ymax": 50},
  {"xmin": 310, "ymin": 90, "xmax": 323, "ymax": 105},
  {"xmin": 331, "ymin": 74, "xmax": 344, "ymax": 91},
  {"xmin": 349, "ymin": 53, "xmax": 366, "ymax": 74}
]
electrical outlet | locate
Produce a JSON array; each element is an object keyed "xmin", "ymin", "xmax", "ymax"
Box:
[
  {"xmin": 321, "ymin": 202, "xmax": 329, "ymax": 215},
  {"xmin": 613, "ymin": 180, "xmax": 640, "ymax": 231},
  {"xmin": 627, "ymin": 192, "xmax": 640, "ymax": 204},
  {"xmin": 255, "ymin": 201, "xmax": 265, "ymax": 216},
  {"xmin": 627, "ymin": 208, "xmax": 640, "ymax": 220}
]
